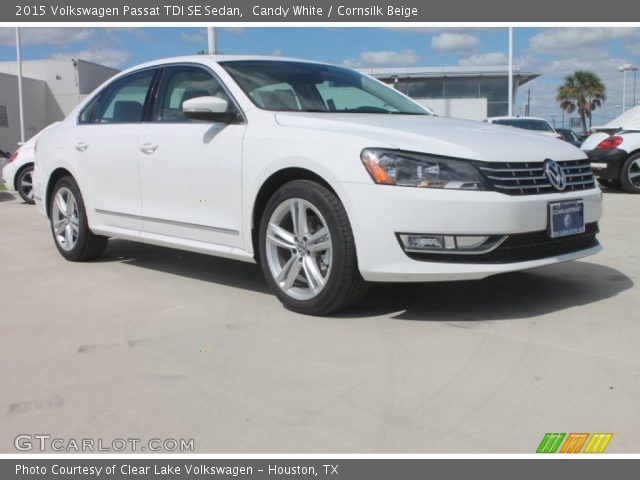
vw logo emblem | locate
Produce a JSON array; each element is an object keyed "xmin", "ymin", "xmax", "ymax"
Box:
[{"xmin": 543, "ymin": 159, "xmax": 567, "ymax": 191}]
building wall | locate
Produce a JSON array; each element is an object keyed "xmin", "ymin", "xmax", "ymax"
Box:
[
  {"xmin": 0, "ymin": 59, "xmax": 118, "ymax": 149},
  {"xmin": 415, "ymin": 98, "xmax": 488, "ymax": 121},
  {"xmin": 0, "ymin": 72, "xmax": 48, "ymax": 151}
]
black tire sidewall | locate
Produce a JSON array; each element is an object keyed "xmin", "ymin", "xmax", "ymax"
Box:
[
  {"xmin": 49, "ymin": 176, "xmax": 92, "ymax": 260},
  {"xmin": 17, "ymin": 165, "xmax": 35, "ymax": 204},
  {"xmin": 258, "ymin": 181, "xmax": 353, "ymax": 313}
]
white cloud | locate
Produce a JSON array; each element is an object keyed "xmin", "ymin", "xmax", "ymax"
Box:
[
  {"xmin": 0, "ymin": 27, "xmax": 94, "ymax": 46},
  {"xmin": 530, "ymin": 27, "xmax": 640, "ymax": 53},
  {"xmin": 458, "ymin": 52, "xmax": 507, "ymax": 66},
  {"xmin": 431, "ymin": 33, "xmax": 479, "ymax": 53},
  {"xmin": 342, "ymin": 50, "xmax": 419, "ymax": 68},
  {"xmin": 180, "ymin": 32, "xmax": 205, "ymax": 43},
  {"xmin": 51, "ymin": 49, "xmax": 131, "ymax": 68},
  {"xmin": 271, "ymin": 48, "xmax": 284, "ymax": 57}
]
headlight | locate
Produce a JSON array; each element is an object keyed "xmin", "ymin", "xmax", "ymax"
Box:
[{"xmin": 361, "ymin": 148, "xmax": 486, "ymax": 190}]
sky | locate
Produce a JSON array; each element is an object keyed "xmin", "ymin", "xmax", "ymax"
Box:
[{"xmin": 0, "ymin": 26, "xmax": 639, "ymax": 126}]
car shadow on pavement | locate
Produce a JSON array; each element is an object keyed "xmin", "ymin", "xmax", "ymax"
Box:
[
  {"xmin": 101, "ymin": 239, "xmax": 270, "ymax": 294},
  {"xmin": 101, "ymin": 239, "xmax": 632, "ymax": 321},
  {"xmin": 0, "ymin": 191, "xmax": 16, "ymax": 202},
  {"xmin": 338, "ymin": 261, "xmax": 633, "ymax": 321}
]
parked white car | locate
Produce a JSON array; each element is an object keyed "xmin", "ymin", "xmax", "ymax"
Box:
[
  {"xmin": 581, "ymin": 105, "xmax": 640, "ymax": 193},
  {"xmin": 33, "ymin": 56, "xmax": 602, "ymax": 314},
  {"xmin": 2, "ymin": 124, "xmax": 58, "ymax": 204},
  {"xmin": 486, "ymin": 116, "xmax": 563, "ymax": 140},
  {"xmin": 2, "ymin": 138, "xmax": 36, "ymax": 204}
]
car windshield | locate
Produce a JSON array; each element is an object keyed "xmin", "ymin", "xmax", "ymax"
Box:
[
  {"xmin": 493, "ymin": 119, "xmax": 554, "ymax": 132},
  {"xmin": 220, "ymin": 60, "xmax": 429, "ymax": 115}
]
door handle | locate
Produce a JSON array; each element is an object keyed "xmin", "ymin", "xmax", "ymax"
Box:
[
  {"xmin": 75, "ymin": 142, "xmax": 89, "ymax": 152},
  {"xmin": 140, "ymin": 142, "xmax": 158, "ymax": 155}
]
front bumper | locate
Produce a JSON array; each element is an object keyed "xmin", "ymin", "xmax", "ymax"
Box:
[
  {"xmin": 343, "ymin": 183, "xmax": 603, "ymax": 282},
  {"xmin": 584, "ymin": 148, "xmax": 628, "ymax": 180}
]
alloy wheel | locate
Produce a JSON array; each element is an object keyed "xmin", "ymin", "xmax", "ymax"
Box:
[
  {"xmin": 19, "ymin": 168, "xmax": 34, "ymax": 201},
  {"xmin": 51, "ymin": 186, "xmax": 80, "ymax": 251},
  {"xmin": 265, "ymin": 198, "xmax": 333, "ymax": 301},
  {"xmin": 628, "ymin": 158, "xmax": 640, "ymax": 188}
]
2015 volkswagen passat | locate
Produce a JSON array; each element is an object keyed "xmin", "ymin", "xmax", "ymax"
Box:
[{"xmin": 33, "ymin": 56, "xmax": 603, "ymax": 314}]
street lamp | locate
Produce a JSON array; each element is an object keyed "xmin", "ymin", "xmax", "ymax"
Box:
[{"xmin": 619, "ymin": 63, "xmax": 638, "ymax": 112}]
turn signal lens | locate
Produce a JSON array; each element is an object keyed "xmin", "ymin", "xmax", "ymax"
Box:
[
  {"xmin": 361, "ymin": 154, "xmax": 395, "ymax": 185},
  {"xmin": 8, "ymin": 151, "xmax": 18, "ymax": 163},
  {"xmin": 596, "ymin": 136, "xmax": 623, "ymax": 149}
]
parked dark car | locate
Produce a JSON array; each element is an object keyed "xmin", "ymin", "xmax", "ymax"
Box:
[{"xmin": 556, "ymin": 128, "xmax": 582, "ymax": 147}]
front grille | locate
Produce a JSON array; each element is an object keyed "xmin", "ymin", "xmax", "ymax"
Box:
[
  {"xmin": 480, "ymin": 159, "xmax": 596, "ymax": 195},
  {"xmin": 407, "ymin": 223, "xmax": 599, "ymax": 264}
]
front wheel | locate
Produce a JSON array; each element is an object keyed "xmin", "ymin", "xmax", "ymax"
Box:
[
  {"xmin": 620, "ymin": 153, "xmax": 640, "ymax": 193},
  {"xmin": 16, "ymin": 165, "xmax": 35, "ymax": 204},
  {"xmin": 49, "ymin": 176, "xmax": 108, "ymax": 261},
  {"xmin": 258, "ymin": 180, "xmax": 367, "ymax": 315}
]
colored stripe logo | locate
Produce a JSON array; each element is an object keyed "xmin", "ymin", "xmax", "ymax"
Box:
[{"xmin": 537, "ymin": 433, "xmax": 612, "ymax": 453}]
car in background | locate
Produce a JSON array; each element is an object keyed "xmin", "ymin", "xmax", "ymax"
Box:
[
  {"xmin": 486, "ymin": 116, "xmax": 563, "ymax": 140},
  {"xmin": 2, "ymin": 124, "xmax": 58, "ymax": 204},
  {"xmin": 556, "ymin": 128, "xmax": 582, "ymax": 148},
  {"xmin": 2, "ymin": 139, "xmax": 36, "ymax": 203},
  {"xmin": 581, "ymin": 106, "xmax": 640, "ymax": 193},
  {"xmin": 33, "ymin": 55, "xmax": 602, "ymax": 314}
]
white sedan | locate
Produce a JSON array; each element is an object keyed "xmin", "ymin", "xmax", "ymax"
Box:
[
  {"xmin": 2, "ymin": 137, "xmax": 36, "ymax": 204},
  {"xmin": 33, "ymin": 55, "xmax": 603, "ymax": 314}
]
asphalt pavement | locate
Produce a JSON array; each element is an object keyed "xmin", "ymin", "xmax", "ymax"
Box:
[{"xmin": 0, "ymin": 189, "xmax": 638, "ymax": 453}]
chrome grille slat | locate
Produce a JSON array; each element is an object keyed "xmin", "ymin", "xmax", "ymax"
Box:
[{"xmin": 482, "ymin": 159, "xmax": 596, "ymax": 195}]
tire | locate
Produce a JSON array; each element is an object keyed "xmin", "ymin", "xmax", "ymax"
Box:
[
  {"xmin": 16, "ymin": 164, "xmax": 35, "ymax": 204},
  {"xmin": 620, "ymin": 153, "xmax": 640, "ymax": 193},
  {"xmin": 258, "ymin": 180, "xmax": 367, "ymax": 315},
  {"xmin": 597, "ymin": 178, "xmax": 621, "ymax": 189},
  {"xmin": 49, "ymin": 176, "xmax": 108, "ymax": 261}
]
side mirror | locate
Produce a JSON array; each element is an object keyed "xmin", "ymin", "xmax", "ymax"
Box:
[{"xmin": 182, "ymin": 96, "xmax": 239, "ymax": 123}]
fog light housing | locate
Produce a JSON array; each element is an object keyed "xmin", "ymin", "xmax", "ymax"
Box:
[{"xmin": 397, "ymin": 233, "xmax": 507, "ymax": 254}]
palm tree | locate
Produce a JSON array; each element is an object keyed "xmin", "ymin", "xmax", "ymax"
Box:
[{"xmin": 556, "ymin": 71, "xmax": 607, "ymax": 135}]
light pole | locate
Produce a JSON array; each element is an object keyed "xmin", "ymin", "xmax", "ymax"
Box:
[
  {"xmin": 508, "ymin": 27, "xmax": 513, "ymax": 117},
  {"xmin": 15, "ymin": 27, "xmax": 25, "ymax": 145},
  {"xmin": 619, "ymin": 63, "xmax": 638, "ymax": 112},
  {"xmin": 207, "ymin": 27, "xmax": 216, "ymax": 54}
]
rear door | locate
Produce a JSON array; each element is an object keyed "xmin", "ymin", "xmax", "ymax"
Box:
[{"xmin": 70, "ymin": 68, "xmax": 159, "ymax": 231}]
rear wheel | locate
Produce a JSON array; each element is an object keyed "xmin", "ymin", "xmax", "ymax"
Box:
[
  {"xmin": 620, "ymin": 153, "xmax": 640, "ymax": 193},
  {"xmin": 16, "ymin": 165, "xmax": 35, "ymax": 204},
  {"xmin": 258, "ymin": 180, "xmax": 367, "ymax": 315},
  {"xmin": 49, "ymin": 176, "xmax": 108, "ymax": 261}
]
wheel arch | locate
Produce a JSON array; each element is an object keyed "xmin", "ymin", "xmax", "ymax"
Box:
[{"xmin": 45, "ymin": 167, "xmax": 74, "ymax": 217}]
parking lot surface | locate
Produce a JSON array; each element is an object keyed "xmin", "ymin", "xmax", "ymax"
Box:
[{"xmin": 0, "ymin": 190, "xmax": 638, "ymax": 453}]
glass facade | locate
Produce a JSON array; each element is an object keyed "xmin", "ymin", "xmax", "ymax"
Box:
[{"xmin": 394, "ymin": 75, "xmax": 511, "ymax": 117}]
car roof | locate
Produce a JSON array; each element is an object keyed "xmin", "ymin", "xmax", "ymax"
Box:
[{"xmin": 117, "ymin": 54, "xmax": 334, "ymax": 76}]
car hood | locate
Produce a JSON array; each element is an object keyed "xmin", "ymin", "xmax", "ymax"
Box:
[{"xmin": 274, "ymin": 113, "xmax": 584, "ymax": 163}]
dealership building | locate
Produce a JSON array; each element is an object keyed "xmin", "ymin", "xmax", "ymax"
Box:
[
  {"xmin": 359, "ymin": 65, "xmax": 540, "ymax": 120},
  {"xmin": 0, "ymin": 58, "xmax": 118, "ymax": 151}
]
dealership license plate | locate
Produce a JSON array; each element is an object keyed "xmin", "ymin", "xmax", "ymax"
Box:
[{"xmin": 549, "ymin": 200, "xmax": 585, "ymax": 238}]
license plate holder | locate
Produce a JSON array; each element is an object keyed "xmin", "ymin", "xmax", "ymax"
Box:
[{"xmin": 549, "ymin": 200, "xmax": 585, "ymax": 238}]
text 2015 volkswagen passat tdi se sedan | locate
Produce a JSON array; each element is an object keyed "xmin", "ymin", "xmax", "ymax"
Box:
[{"xmin": 33, "ymin": 56, "xmax": 603, "ymax": 315}]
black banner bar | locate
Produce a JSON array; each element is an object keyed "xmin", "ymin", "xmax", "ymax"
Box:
[
  {"xmin": 4, "ymin": 0, "xmax": 635, "ymax": 23},
  {"xmin": 2, "ymin": 459, "xmax": 639, "ymax": 480}
]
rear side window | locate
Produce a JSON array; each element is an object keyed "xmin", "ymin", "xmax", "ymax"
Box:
[
  {"xmin": 87, "ymin": 69, "xmax": 156, "ymax": 124},
  {"xmin": 152, "ymin": 66, "xmax": 236, "ymax": 123}
]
